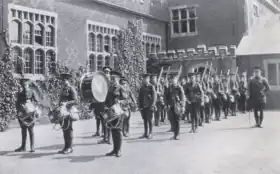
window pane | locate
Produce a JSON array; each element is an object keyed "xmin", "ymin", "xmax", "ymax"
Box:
[
  {"xmin": 88, "ymin": 33, "xmax": 95, "ymax": 51},
  {"xmin": 189, "ymin": 19, "xmax": 196, "ymax": 32},
  {"xmin": 46, "ymin": 26, "xmax": 54, "ymax": 47},
  {"xmin": 12, "ymin": 47, "xmax": 21, "ymax": 73},
  {"xmin": 10, "ymin": 21, "xmax": 21, "ymax": 43},
  {"xmin": 151, "ymin": 44, "xmax": 155, "ymax": 54},
  {"xmin": 97, "ymin": 35, "xmax": 102, "ymax": 52},
  {"xmin": 35, "ymin": 25, "xmax": 43, "ymax": 45},
  {"xmin": 146, "ymin": 44, "xmax": 150, "ymax": 56},
  {"xmin": 112, "ymin": 37, "xmax": 118, "ymax": 53},
  {"xmin": 35, "ymin": 50, "xmax": 44, "ymax": 74},
  {"xmin": 105, "ymin": 56, "xmax": 110, "ymax": 67},
  {"xmin": 97, "ymin": 56, "xmax": 103, "ymax": 71},
  {"xmin": 46, "ymin": 51, "xmax": 56, "ymax": 74},
  {"xmin": 156, "ymin": 45, "xmax": 160, "ymax": 54},
  {"xmin": 181, "ymin": 20, "xmax": 187, "ymax": 33},
  {"xmin": 89, "ymin": 55, "xmax": 95, "ymax": 72},
  {"xmin": 267, "ymin": 63, "xmax": 277, "ymax": 85},
  {"xmin": 172, "ymin": 10, "xmax": 179, "ymax": 20},
  {"xmin": 188, "ymin": 8, "xmax": 196, "ymax": 18},
  {"xmin": 23, "ymin": 23, "xmax": 32, "ymax": 45},
  {"xmin": 104, "ymin": 36, "xmax": 110, "ymax": 52},
  {"xmin": 24, "ymin": 49, "xmax": 33, "ymax": 74},
  {"xmin": 180, "ymin": 9, "xmax": 187, "ymax": 19},
  {"xmin": 173, "ymin": 22, "xmax": 179, "ymax": 33}
]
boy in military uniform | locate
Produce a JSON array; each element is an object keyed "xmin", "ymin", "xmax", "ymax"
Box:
[
  {"xmin": 105, "ymin": 71, "xmax": 124, "ymax": 157},
  {"xmin": 166, "ymin": 74, "xmax": 185, "ymax": 140},
  {"xmin": 58, "ymin": 73, "xmax": 79, "ymax": 154},
  {"xmin": 138, "ymin": 74, "xmax": 157, "ymax": 139},
  {"xmin": 212, "ymin": 74, "xmax": 223, "ymax": 121},
  {"xmin": 229, "ymin": 73, "xmax": 239, "ymax": 116},
  {"xmin": 15, "ymin": 78, "xmax": 40, "ymax": 153},
  {"xmin": 248, "ymin": 66, "xmax": 270, "ymax": 128},
  {"xmin": 151, "ymin": 74, "xmax": 164, "ymax": 127},
  {"xmin": 89, "ymin": 67, "xmax": 112, "ymax": 138},
  {"xmin": 120, "ymin": 77, "xmax": 137, "ymax": 137},
  {"xmin": 196, "ymin": 72, "xmax": 206, "ymax": 127},
  {"xmin": 238, "ymin": 72, "xmax": 248, "ymax": 113},
  {"xmin": 185, "ymin": 72, "xmax": 204, "ymax": 133}
]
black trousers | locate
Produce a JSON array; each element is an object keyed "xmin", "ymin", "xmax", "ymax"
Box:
[
  {"xmin": 189, "ymin": 103, "xmax": 199, "ymax": 131},
  {"xmin": 18, "ymin": 120, "xmax": 35, "ymax": 149},
  {"xmin": 238, "ymin": 95, "xmax": 247, "ymax": 113},
  {"xmin": 111, "ymin": 128, "xmax": 122, "ymax": 152},
  {"xmin": 122, "ymin": 110, "xmax": 131, "ymax": 135},
  {"xmin": 61, "ymin": 118, "xmax": 73, "ymax": 149},
  {"xmin": 199, "ymin": 105, "xmax": 205, "ymax": 126},
  {"xmin": 223, "ymin": 100, "xmax": 229, "ymax": 118},
  {"xmin": 213, "ymin": 98, "xmax": 222, "ymax": 120},
  {"xmin": 100, "ymin": 116, "xmax": 110, "ymax": 142},
  {"xmin": 155, "ymin": 104, "xmax": 164, "ymax": 126},
  {"xmin": 140, "ymin": 108, "xmax": 153, "ymax": 136},
  {"xmin": 168, "ymin": 108, "xmax": 180, "ymax": 137},
  {"xmin": 230, "ymin": 102, "xmax": 237, "ymax": 116},
  {"xmin": 204, "ymin": 103, "xmax": 211, "ymax": 123},
  {"xmin": 253, "ymin": 102, "xmax": 265, "ymax": 126}
]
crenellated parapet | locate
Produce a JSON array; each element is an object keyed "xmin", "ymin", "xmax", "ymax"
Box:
[{"xmin": 153, "ymin": 44, "xmax": 236, "ymax": 61}]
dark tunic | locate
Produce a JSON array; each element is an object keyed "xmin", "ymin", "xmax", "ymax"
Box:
[
  {"xmin": 185, "ymin": 82, "xmax": 203, "ymax": 103},
  {"xmin": 248, "ymin": 76, "xmax": 270, "ymax": 106},
  {"xmin": 138, "ymin": 83, "xmax": 157, "ymax": 110}
]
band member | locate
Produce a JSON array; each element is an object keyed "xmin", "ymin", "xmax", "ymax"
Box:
[
  {"xmin": 180, "ymin": 76, "xmax": 189, "ymax": 122},
  {"xmin": 151, "ymin": 74, "xmax": 164, "ymax": 127},
  {"xmin": 212, "ymin": 74, "xmax": 223, "ymax": 121},
  {"xmin": 185, "ymin": 72, "xmax": 204, "ymax": 133},
  {"xmin": 160, "ymin": 77, "xmax": 167, "ymax": 123},
  {"xmin": 105, "ymin": 71, "xmax": 124, "ymax": 157},
  {"xmin": 94, "ymin": 66, "xmax": 112, "ymax": 144},
  {"xmin": 15, "ymin": 78, "xmax": 40, "ymax": 153},
  {"xmin": 120, "ymin": 77, "xmax": 137, "ymax": 137},
  {"xmin": 229, "ymin": 73, "xmax": 239, "ymax": 116},
  {"xmin": 238, "ymin": 72, "xmax": 248, "ymax": 113},
  {"xmin": 196, "ymin": 72, "xmax": 206, "ymax": 127},
  {"xmin": 166, "ymin": 75, "xmax": 185, "ymax": 140},
  {"xmin": 248, "ymin": 66, "xmax": 270, "ymax": 128},
  {"xmin": 138, "ymin": 74, "xmax": 157, "ymax": 139},
  {"xmin": 58, "ymin": 73, "xmax": 78, "ymax": 154},
  {"xmin": 222, "ymin": 75, "xmax": 230, "ymax": 119}
]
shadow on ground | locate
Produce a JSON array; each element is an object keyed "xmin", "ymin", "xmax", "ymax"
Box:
[{"xmin": 53, "ymin": 154, "xmax": 107, "ymax": 163}]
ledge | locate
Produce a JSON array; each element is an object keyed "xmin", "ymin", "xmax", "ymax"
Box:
[{"xmin": 13, "ymin": 73, "xmax": 46, "ymax": 81}]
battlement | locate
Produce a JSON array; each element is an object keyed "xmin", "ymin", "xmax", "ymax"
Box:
[{"xmin": 153, "ymin": 44, "xmax": 236, "ymax": 60}]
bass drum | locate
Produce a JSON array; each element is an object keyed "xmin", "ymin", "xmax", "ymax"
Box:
[{"xmin": 79, "ymin": 72, "xmax": 110, "ymax": 103}]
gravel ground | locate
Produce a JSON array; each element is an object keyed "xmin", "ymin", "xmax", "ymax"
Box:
[{"xmin": 0, "ymin": 111, "xmax": 279, "ymax": 174}]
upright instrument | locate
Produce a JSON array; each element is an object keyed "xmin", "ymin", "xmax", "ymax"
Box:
[{"xmin": 79, "ymin": 72, "xmax": 110, "ymax": 103}]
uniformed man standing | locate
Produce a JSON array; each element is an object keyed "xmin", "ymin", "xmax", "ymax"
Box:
[
  {"xmin": 95, "ymin": 66, "xmax": 112, "ymax": 144},
  {"xmin": 58, "ymin": 73, "xmax": 79, "ymax": 154},
  {"xmin": 229, "ymin": 73, "xmax": 239, "ymax": 116},
  {"xmin": 180, "ymin": 76, "xmax": 189, "ymax": 122},
  {"xmin": 105, "ymin": 71, "xmax": 124, "ymax": 157},
  {"xmin": 166, "ymin": 75, "xmax": 185, "ymax": 140},
  {"xmin": 160, "ymin": 77, "xmax": 167, "ymax": 123},
  {"xmin": 138, "ymin": 74, "xmax": 157, "ymax": 139},
  {"xmin": 238, "ymin": 72, "xmax": 248, "ymax": 113},
  {"xmin": 185, "ymin": 72, "xmax": 204, "ymax": 133},
  {"xmin": 150, "ymin": 74, "xmax": 164, "ymax": 127},
  {"xmin": 120, "ymin": 77, "xmax": 137, "ymax": 137},
  {"xmin": 196, "ymin": 72, "xmax": 206, "ymax": 127},
  {"xmin": 248, "ymin": 66, "xmax": 270, "ymax": 128},
  {"xmin": 15, "ymin": 78, "xmax": 40, "ymax": 153},
  {"xmin": 212, "ymin": 74, "xmax": 223, "ymax": 121}
]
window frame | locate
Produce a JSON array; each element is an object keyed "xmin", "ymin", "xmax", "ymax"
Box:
[
  {"xmin": 169, "ymin": 5, "xmax": 199, "ymax": 38},
  {"xmin": 8, "ymin": 4, "xmax": 58, "ymax": 80},
  {"xmin": 264, "ymin": 59, "xmax": 280, "ymax": 90}
]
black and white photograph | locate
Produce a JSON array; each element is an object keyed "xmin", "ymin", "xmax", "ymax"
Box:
[{"xmin": 0, "ymin": 0, "xmax": 279, "ymax": 173}]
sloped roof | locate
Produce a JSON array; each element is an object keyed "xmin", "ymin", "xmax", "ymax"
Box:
[{"xmin": 236, "ymin": 14, "xmax": 280, "ymax": 56}]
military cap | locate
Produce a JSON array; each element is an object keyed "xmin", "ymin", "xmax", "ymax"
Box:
[
  {"xmin": 141, "ymin": 73, "xmax": 151, "ymax": 78},
  {"xmin": 169, "ymin": 74, "xmax": 178, "ymax": 79},
  {"xmin": 150, "ymin": 74, "xmax": 158, "ymax": 78},
  {"xmin": 110, "ymin": 71, "xmax": 122, "ymax": 77},
  {"xmin": 60, "ymin": 73, "xmax": 72, "ymax": 80},
  {"xmin": 120, "ymin": 76, "xmax": 128, "ymax": 82},
  {"xmin": 253, "ymin": 66, "xmax": 261, "ymax": 70},
  {"xmin": 102, "ymin": 66, "xmax": 112, "ymax": 73},
  {"xmin": 188, "ymin": 72, "xmax": 196, "ymax": 77},
  {"xmin": 20, "ymin": 77, "xmax": 31, "ymax": 83}
]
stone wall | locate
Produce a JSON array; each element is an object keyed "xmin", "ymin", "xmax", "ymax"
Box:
[{"xmin": 149, "ymin": 44, "xmax": 237, "ymax": 76}]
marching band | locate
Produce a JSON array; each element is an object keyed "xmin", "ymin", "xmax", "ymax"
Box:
[{"xmin": 12, "ymin": 64, "xmax": 271, "ymax": 158}]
